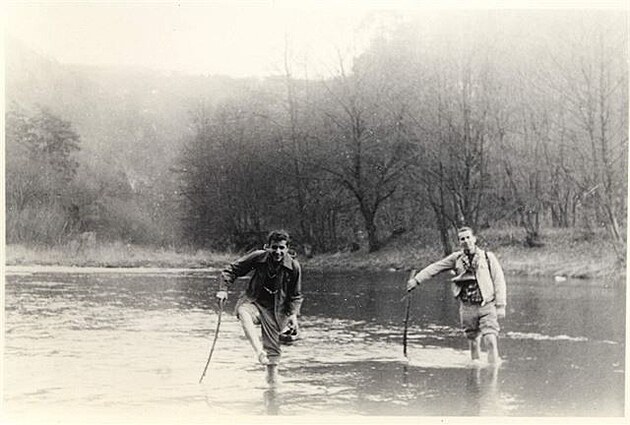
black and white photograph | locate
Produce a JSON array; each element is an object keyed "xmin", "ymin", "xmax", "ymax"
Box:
[{"xmin": 3, "ymin": 1, "xmax": 627, "ymax": 423}]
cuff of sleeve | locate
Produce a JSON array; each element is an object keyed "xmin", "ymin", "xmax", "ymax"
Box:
[{"xmin": 415, "ymin": 271, "xmax": 429, "ymax": 283}]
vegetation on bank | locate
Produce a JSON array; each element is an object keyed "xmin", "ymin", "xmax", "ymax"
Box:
[
  {"xmin": 6, "ymin": 14, "xmax": 627, "ymax": 264},
  {"xmin": 5, "ymin": 227, "xmax": 625, "ymax": 281},
  {"xmin": 6, "ymin": 242, "xmax": 232, "ymax": 270},
  {"xmin": 307, "ymin": 227, "xmax": 625, "ymax": 281}
]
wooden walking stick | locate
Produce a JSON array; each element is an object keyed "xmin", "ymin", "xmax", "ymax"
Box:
[
  {"xmin": 199, "ymin": 298, "xmax": 225, "ymax": 383},
  {"xmin": 402, "ymin": 269, "xmax": 417, "ymax": 359}
]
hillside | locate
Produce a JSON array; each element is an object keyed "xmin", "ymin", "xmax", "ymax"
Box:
[{"xmin": 5, "ymin": 36, "xmax": 262, "ymax": 188}]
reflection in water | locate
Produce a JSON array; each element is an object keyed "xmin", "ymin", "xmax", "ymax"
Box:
[
  {"xmin": 465, "ymin": 364, "xmax": 501, "ymax": 416},
  {"xmin": 402, "ymin": 362, "xmax": 410, "ymax": 386},
  {"xmin": 3, "ymin": 270, "xmax": 625, "ymax": 420},
  {"xmin": 263, "ymin": 387, "xmax": 279, "ymax": 415}
]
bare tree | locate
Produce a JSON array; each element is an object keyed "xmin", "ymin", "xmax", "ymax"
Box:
[
  {"xmin": 536, "ymin": 15, "xmax": 627, "ymax": 259},
  {"xmin": 312, "ymin": 53, "xmax": 416, "ymax": 252}
]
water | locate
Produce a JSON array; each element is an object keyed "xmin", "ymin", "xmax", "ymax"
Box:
[{"xmin": 3, "ymin": 268, "xmax": 625, "ymax": 421}]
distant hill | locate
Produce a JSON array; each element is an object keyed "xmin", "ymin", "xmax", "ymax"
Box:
[{"xmin": 5, "ymin": 36, "xmax": 261, "ymax": 189}]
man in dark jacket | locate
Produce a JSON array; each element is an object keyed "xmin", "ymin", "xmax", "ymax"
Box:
[{"xmin": 216, "ymin": 230, "xmax": 303, "ymax": 384}]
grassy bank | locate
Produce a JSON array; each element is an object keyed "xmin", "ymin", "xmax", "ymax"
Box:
[
  {"xmin": 5, "ymin": 241, "xmax": 233, "ymax": 270},
  {"xmin": 5, "ymin": 227, "xmax": 626, "ymax": 280},
  {"xmin": 307, "ymin": 228, "xmax": 625, "ymax": 281}
]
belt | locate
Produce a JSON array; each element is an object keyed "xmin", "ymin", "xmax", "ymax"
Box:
[
  {"xmin": 459, "ymin": 298, "xmax": 482, "ymax": 306},
  {"xmin": 459, "ymin": 297, "xmax": 496, "ymax": 307}
]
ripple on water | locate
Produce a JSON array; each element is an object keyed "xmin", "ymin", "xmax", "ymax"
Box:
[
  {"xmin": 506, "ymin": 331, "xmax": 588, "ymax": 342},
  {"xmin": 3, "ymin": 271, "xmax": 625, "ymax": 418}
]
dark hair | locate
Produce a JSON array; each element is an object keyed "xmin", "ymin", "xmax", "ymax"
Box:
[
  {"xmin": 457, "ymin": 226, "xmax": 475, "ymax": 235},
  {"xmin": 267, "ymin": 229, "xmax": 290, "ymax": 244}
]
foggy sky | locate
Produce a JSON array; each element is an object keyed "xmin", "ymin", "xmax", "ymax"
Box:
[{"xmin": 5, "ymin": 0, "xmax": 627, "ymax": 79}]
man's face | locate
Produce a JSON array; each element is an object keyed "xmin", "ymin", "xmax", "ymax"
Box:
[
  {"xmin": 458, "ymin": 229, "xmax": 477, "ymax": 254},
  {"xmin": 267, "ymin": 239, "xmax": 288, "ymax": 263}
]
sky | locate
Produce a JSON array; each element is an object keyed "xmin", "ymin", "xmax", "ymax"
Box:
[
  {"xmin": 4, "ymin": 0, "xmax": 629, "ymax": 78},
  {"xmin": 5, "ymin": 2, "xmax": 377, "ymax": 78}
]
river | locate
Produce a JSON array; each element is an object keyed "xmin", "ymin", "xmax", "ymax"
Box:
[{"xmin": 3, "ymin": 267, "xmax": 625, "ymax": 422}]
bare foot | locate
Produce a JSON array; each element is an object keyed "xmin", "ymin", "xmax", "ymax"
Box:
[
  {"xmin": 468, "ymin": 358, "xmax": 484, "ymax": 368},
  {"xmin": 487, "ymin": 356, "xmax": 503, "ymax": 367}
]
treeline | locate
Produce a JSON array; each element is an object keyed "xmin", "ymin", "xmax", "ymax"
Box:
[
  {"xmin": 178, "ymin": 13, "xmax": 627, "ymax": 258},
  {"xmin": 6, "ymin": 12, "xmax": 627, "ymax": 260},
  {"xmin": 5, "ymin": 101, "xmax": 180, "ymax": 246}
]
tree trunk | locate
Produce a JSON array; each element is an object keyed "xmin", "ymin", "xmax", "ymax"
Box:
[
  {"xmin": 426, "ymin": 184, "xmax": 453, "ymax": 256},
  {"xmin": 359, "ymin": 204, "xmax": 380, "ymax": 252},
  {"xmin": 435, "ymin": 204, "xmax": 453, "ymax": 256}
]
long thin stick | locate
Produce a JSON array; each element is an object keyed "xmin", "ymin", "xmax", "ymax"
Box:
[
  {"xmin": 403, "ymin": 269, "xmax": 417, "ymax": 359},
  {"xmin": 199, "ymin": 299, "xmax": 225, "ymax": 383}
]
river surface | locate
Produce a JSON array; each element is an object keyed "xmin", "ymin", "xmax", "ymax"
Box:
[{"xmin": 2, "ymin": 267, "xmax": 625, "ymax": 422}]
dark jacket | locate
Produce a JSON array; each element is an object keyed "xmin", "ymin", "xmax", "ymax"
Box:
[{"xmin": 218, "ymin": 250, "xmax": 304, "ymax": 317}]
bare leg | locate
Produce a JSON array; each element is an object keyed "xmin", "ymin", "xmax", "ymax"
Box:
[
  {"xmin": 483, "ymin": 333, "xmax": 500, "ymax": 364},
  {"xmin": 470, "ymin": 335, "xmax": 481, "ymax": 361},
  {"xmin": 266, "ymin": 364, "xmax": 278, "ymax": 386},
  {"xmin": 237, "ymin": 307, "xmax": 267, "ymax": 364}
]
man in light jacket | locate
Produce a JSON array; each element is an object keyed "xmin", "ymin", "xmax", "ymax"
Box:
[{"xmin": 407, "ymin": 226, "xmax": 507, "ymax": 364}]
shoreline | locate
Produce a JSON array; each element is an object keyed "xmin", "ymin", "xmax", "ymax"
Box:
[
  {"xmin": 3, "ymin": 264, "xmax": 219, "ymax": 275},
  {"xmin": 4, "ymin": 228, "xmax": 626, "ymax": 282},
  {"xmin": 5, "ymin": 249, "xmax": 625, "ymax": 283},
  {"xmin": 4, "ymin": 263, "xmax": 624, "ymax": 284}
]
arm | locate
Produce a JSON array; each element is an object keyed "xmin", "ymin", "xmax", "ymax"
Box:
[
  {"xmin": 487, "ymin": 251, "xmax": 507, "ymax": 310},
  {"xmin": 407, "ymin": 252, "xmax": 460, "ymax": 291},
  {"xmin": 285, "ymin": 261, "xmax": 304, "ymax": 317},
  {"xmin": 216, "ymin": 251, "xmax": 262, "ymax": 299}
]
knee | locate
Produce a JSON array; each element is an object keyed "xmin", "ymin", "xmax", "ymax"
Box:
[
  {"xmin": 237, "ymin": 306, "xmax": 252, "ymax": 322},
  {"xmin": 482, "ymin": 333, "xmax": 498, "ymax": 348}
]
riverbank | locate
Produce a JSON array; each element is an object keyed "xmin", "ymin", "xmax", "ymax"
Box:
[
  {"xmin": 307, "ymin": 227, "xmax": 625, "ymax": 281},
  {"xmin": 4, "ymin": 227, "xmax": 625, "ymax": 280}
]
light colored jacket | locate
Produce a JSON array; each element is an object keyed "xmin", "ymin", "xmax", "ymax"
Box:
[{"xmin": 412, "ymin": 248, "xmax": 506, "ymax": 308}]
